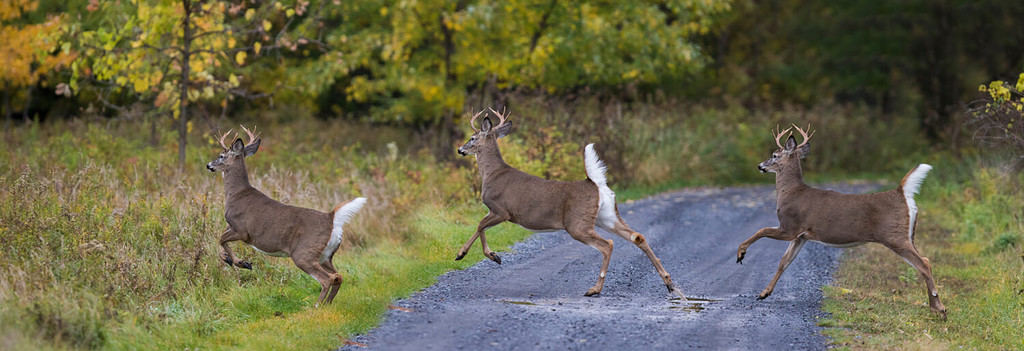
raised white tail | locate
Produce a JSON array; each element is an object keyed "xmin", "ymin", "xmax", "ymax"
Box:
[
  {"xmin": 323, "ymin": 197, "xmax": 367, "ymax": 263},
  {"xmin": 584, "ymin": 144, "xmax": 618, "ymax": 230},
  {"xmin": 901, "ymin": 164, "xmax": 932, "ymax": 243}
]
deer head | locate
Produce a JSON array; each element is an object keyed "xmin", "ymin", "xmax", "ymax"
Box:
[
  {"xmin": 757, "ymin": 124, "xmax": 813, "ymax": 174},
  {"xmin": 206, "ymin": 125, "xmax": 262, "ymax": 172},
  {"xmin": 457, "ymin": 108, "xmax": 513, "ymax": 156}
]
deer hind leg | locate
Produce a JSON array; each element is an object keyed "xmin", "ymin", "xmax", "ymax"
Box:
[
  {"xmin": 456, "ymin": 211, "xmax": 508, "ymax": 264},
  {"xmin": 219, "ymin": 228, "xmax": 252, "ymax": 269},
  {"xmin": 737, "ymin": 226, "xmax": 798, "ymax": 264},
  {"xmin": 567, "ymin": 226, "xmax": 613, "ymax": 297},
  {"xmin": 603, "ymin": 221, "xmax": 684, "ymax": 299},
  {"xmin": 887, "ymin": 243, "xmax": 947, "ymax": 319},
  {"xmin": 320, "ymin": 260, "xmax": 344, "ymax": 305},
  {"xmin": 292, "ymin": 254, "xmax": 337, "ymax": 307},
  {"xmin": 758, "ymin": 236, "xmax": 807, "ymax": 300}
]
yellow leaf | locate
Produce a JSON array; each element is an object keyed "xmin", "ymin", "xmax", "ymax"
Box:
[
  {"xmin": 235, "ymin": 51, "xmax": 247, "ymax": 65},
  {"xmin": 262, "ymin": 20, "xmax": 272, "ymax": 32},
  {"xmin": 229, "ymin": 74, "xmax": 239, "ymax": 87},
  {"xmin": 245, "ymin": 9, "xmax": 254, "ymax": 20},
  {"xmin": 286, "ymin": 8, "xmax": 294, "ymax": 17},
  {"xmin": 254, "ymin": 42, "xmax": 261, "ymax": 55},
  {"xmin": 187, "ymin": 120, "xmax": 193, "ymax": 134}
]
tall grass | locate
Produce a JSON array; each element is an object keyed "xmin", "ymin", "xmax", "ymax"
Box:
[
  {"xmin": 0, "ymin": 100, "xmax": 929, "ymax": 349},
  {"xmin": 821, "ymin": 160, "xmax": 1024, "ymax": 349}
]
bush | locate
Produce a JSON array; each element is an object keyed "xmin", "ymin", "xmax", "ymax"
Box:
[{"xmin": 970, "ymin": 75, "xmax": 1024, "ymax": 170}]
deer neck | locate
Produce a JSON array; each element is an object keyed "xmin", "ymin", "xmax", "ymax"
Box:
[
  {"xmin": 775, "ymin": 160, "xmax": 806, "ymax": 199},
  {"xmin": 475, "ymin": 138, "xmax": 510, "ymax": 182},
  {"xmin": 223, "ymin": 160, "xmax": 252, "ymax": 199}
]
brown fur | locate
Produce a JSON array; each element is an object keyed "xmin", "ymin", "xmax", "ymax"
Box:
[
  {"xmin": 737, "ymin": 128, "xmax": 946, "ymax": 318},
  {"xmin": 455, "ymin": 111, "xmax": 683, "ymax": 298},
  {"xmin": 208, "ymin": 135, "xmax": 354, "ymax": 307}
]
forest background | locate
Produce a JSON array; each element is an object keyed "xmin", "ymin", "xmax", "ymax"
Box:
[{"xmin": 1, "ymin": 0, "xmax": 1022, "ymax": 349}]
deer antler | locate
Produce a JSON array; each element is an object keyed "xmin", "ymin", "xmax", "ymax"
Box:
[
  {"xmin": 218, "ymin": 129, "xmax": 234, "ymax": 150},
  {"xmin": 791, "ymin": 123, "xmax": 815, "ymax": 148},
  {"xmin": 487, "ymin": 106, "xmax": 510, "ymax": 130},
  {"xmin": 240, "ymin": 125, "xmax": 259, "ymax": 146},
  {"xmin": 773, "ymin": 125, "xmax": 793, "ymax": 149},
  {"xmin": 469, "ymin": 109, "xmax": 486, "ymax": 132}
]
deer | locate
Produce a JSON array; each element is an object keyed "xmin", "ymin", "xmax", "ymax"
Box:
[
  {"xmin": 736, "ymin": 124, "xmax": 946, "ymax": 318},
  {"xmin": 454, "ymin": 108, "xmax": 685, "ymax": 299},
  {"xmin": 205, "ymin": 126, "xmax": 367, "ymax": 307}
]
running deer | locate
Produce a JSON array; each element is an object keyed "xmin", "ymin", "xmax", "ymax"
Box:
[
  {"xmin": 736, "ymin": 125, "xmax": 946, "ymax": 318},
  {"xmin": 206, "ymin": 126, "xmax": 366, "ymax": 307},
  {"xmin": 455, "ymin": 108, "xmax": 685, "ymax": 298}
]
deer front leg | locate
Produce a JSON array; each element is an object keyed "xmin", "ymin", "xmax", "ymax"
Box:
[
  {"xmin": 737, "ymin": 226, "xmax": 800, "ymax": 264},
  {"xmin": 219, "ymin": 228, "xmax": 252, "ymax": 270},
  {"xmin": 455, "ymin": 212, "xmax": 508, "ymax": 264},
  {"xmin": 758, "ymin": 237, "xmax": 807, "ymax": 299}
]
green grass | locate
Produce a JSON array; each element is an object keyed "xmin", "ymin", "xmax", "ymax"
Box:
[
  {"xmin": 0, "ymin": 101, "xmax": 938, "ymax": 350},
  {"xmin": 820, "ymin": 162, "xmax": 1024, "ymax": 350}
]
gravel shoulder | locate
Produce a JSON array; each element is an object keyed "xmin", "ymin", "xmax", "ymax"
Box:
[{"xmin": 342, "ymin": 184, "xmax": 879, "ymax": 351}]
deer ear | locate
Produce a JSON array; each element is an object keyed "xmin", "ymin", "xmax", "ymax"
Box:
[
  {"xmin": 798, "ymin": 142, "xmax": 810, "ymax": 159},
  {"xmin": 481, "ymin": 117, "xmax": 493, "ymax": 132},
  {"xmin": 785, "ymin": 135, "xmax": 797, "ymax": 151},
  {"xmin": 494, "ymin": 122, "xmax": 512, "ymax": 138},
  {"xmin": 243, "ymin": 138, "xmax": 261, "ymax": 157},
  {"xmin": 231, "ymin": 138, "xmax": 245, "ymax": 153}
]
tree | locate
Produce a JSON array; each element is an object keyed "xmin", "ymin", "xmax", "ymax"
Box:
[
  {"xmin": 62, "ymin": 0, "xmax": 295, "ymax": 169},
  {"xmin": 703, "ymin": 0, "xmax": 1024, "ymax": 140},
  {"xmin": 971, "ymin": 75, "xmax": 1024, "ymax": 170},
  {"xmin": 281, "ymin": 0, "xmax": 731, "ymax": 126},
  {"xmin": 0, "ymin": 0, "xmax": 73, "ymax": 126}
]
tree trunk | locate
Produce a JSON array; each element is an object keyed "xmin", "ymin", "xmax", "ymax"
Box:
[
  {"xmin": 3, "ymin": 90, "xmax": 10, "ymax": 130},
  {"xmin": 150, "ymin": 113, "xmax": 160, "ymax": 147},
  {"xmin": 22, "ymin": 85, "xmax": 33, "ymax": 120},
  {"xmin": 178, "ymin": 0, "xmax": 192, "ymax": 170}
]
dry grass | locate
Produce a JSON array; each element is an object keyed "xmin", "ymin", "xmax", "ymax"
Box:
[
  {"xmin": 821, "ymin": 165, "xmax": 1024, "ymax": 350},
  {"xmin": 0, "ymin": 100, "xmax": 933, "ymax": 349}
]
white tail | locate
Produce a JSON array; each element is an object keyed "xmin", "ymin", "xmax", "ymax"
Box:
[
  {"xmin": 454, "ymin": 109, "xmax": 684, "ymax": 298},
  {"xmin": 584, "ymin": 143, "xmax": 607, "ymax": 186},
  {"xmin": 585, "ymin": 144, "xmax": 618, "ymax": 230},
  {"xmin": 902, "ymin": 164, "xmax": 932, "ymax": 244},
  {"xmin": 324, "ymin": 197, "xmax": 367, "ymax": 263},
  {"xmin": 206, "ymin": 125, "xmax": 367, "ymax": 307},
  {"xmin": 738, "ymin": 124, "xmax": 945, "ymax": 318}
]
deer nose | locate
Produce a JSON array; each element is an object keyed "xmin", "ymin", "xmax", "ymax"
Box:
[
  {"xmin": 457, "ymin": 148, "xmax": 467, "ymax": 156},
  {"xmin": 757, "ymin": 164, "xmax": 767, "ymax": 173},
  {"xmin": 206, "ymin": 163, "xmax": 216, "ymax": 172}
]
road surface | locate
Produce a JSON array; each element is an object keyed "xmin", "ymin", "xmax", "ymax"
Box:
[{"xmin": 342, "ymin": 184, "xmax": 877, "ymax": 350}]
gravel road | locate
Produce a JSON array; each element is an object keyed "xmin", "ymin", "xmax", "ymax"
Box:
[{"xmin": 342, "ymin": 184, "xmax": 878, "ymax": 351}]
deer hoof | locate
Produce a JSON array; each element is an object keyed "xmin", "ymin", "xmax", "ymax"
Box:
[
  {"xmin": 757, "ymin": 291, "xmax": 771, "ymax": 300},
  {"xmin": 736, "ymin": 251, "xmax": 746, "ymax": 264},
  {"xmin": 222, "ymin": 256, "xmax": 234, "ymax": 266},
  {"xmin": 237, "ymin": 261, "xmax": 253, "ymax": 270},
  {"xmin": 488, "ymin": 253, "xmax": 502, "ymax": 265},
  {"xmin": 454, "ymin": 252, "xmax": 466, "ymax": 261},
  {"xmin": 584, "ymin": 288, "xmax": 601, "ymax": 297}
]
